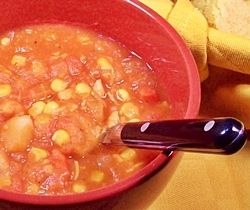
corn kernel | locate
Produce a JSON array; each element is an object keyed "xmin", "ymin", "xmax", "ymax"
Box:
[
  {"xmin": 90, "ymin": 170, "xmax": 104, "ymax": 182},
  {"xmin": 119, "ymin": 102, "xmax": 139, "ymax": 119},
  {"xmin": 29, "ymin": 147, "xmax": 48, "ymax": 161},
  {"xmin": 43, "ymin": 101, "xmax": 59, "ymax": 114},
  {"xmin": 58, "ymin": 89, "xmax": 72, "ymax": 100},
  {"xmin": 11, "ymin": 55, "xmax": 26, "ymax": 67},
  {"xmin": 107, "ymin": 111, "xmax": 120, "ymax": 128},
  {"xmin": 1, "ymin": 37, "xmax": 10, "ymax": 46},
  {"xmin": 97, "ymin": 57, "xmax": 113, "ymax": 70},
  {"xmin": 75, "ymin": 82, "xmax": 91, "ymax": 95},
  {"xmin": 116, "ymin": 89, "xmax": 130, "ymax": 102},
  {"xmin": 50, "ymin": 78, "xmax": 68, "ymax": 92},
  {"xmin": 28, "ymin": 101, "xmax": 46, "ymax": 117},
  {"xmin": 0, "ymin": 84, "xmax": 11, "ymax": 97},
  {"xmin": 93, "ymin": 79, "xmax": 105, "ymax": 98},
  {"xmin": 52, "ymin": 129, "xmax": 70, "ymax": 146},
  {"xmin": 72, "ymin": 182, "xmax": 87, "ymax": 193},
  {"xmin": 120, "ymin": 148, "xmax": 136, "ymax": 161}
]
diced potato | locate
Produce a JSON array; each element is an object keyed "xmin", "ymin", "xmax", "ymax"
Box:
[
  {"xmin": 75, "ymin": 82, "xmax": 91, "ymax": 96},
  {"xmin": 1, "ymin": 115, "xmax": 34, "ymax": 152},
  {"xmin": 97, "ymin": 57, "xmax": 113, "ymax": 70},
  {"xmin": 119, "ymin": 102, "xmax": 139, "ymax": 119},
  {"xmin": 50, "ymin": 78, "xmax": 68, "ymax": 92},
  {"xmin": 1, "ymin": 37, "xmax": 10, "ymax": 46},
  {"xmin": 93, "ymin": 79, "xmax": 105, "ymax": 98},
  {"xmin": 73, "ymin": 160, "xmax": 80, "ymax": 180},
  {"xmin": 107, "ymin": 111, "xmax": 120, "ymax": 128},
  {"xmin": 43, "ymin": 101, "xmax": 59, "ymax": 114},
  {"xmin": 120, "ymin": 148, "xmax": 136, "ymax": 161},
  {"xmin": 32, "ymin": 60, "xmax": 46, "ymax": 76},
  {"xmin": 52, "ymin": 129, "xmax": 70, "ymax": 146},
  {"xmin": 90, "ymin": 170, "xmax": 104, "ymax": 182},
  {"xmin": 116, "ymin": 89, "xmax": 130, "ymax": 102},
  {"xmin": 0, "ymin": 84, "xmax": 12, "ymax": 97},
  {"xmin": 11, "ymin": 55, "xmax": 26, "ymax": 67},
  {"xmin": 29, "ymin": 147, "xmax": 48, "ymax": 161},
  {"xmin": 28, "ymin": 101, "xmax": 46, "ymax": 117},
  {"xmin": 72, "ymin": 181, "xmax": 87, "ymax": 193},
  {"xmin": 58, "ymin": 89, "xmax": 72, "ymax": 100}
]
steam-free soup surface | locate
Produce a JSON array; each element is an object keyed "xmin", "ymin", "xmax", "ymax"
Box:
[{"xmin": 0, "ymin": 24, "xmax": 169, "ymax": 194}]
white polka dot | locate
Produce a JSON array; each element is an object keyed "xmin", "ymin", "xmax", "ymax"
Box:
[
  {"xmin": 140, "ymin": 122, "xmax": 150, "ymax": 132},
  {"xmin": 204, "ymin": 120, "xmax": 215, "ymax": 131}
]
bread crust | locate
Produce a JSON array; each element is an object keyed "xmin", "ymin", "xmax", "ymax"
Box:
[{"xmin": 191, "ymin": 0, "xmax": 250, "ymax": 38}]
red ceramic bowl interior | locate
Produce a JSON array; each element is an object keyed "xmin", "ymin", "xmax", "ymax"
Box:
[{"xmin": 0, "ymin": 0, "xmax": 200, "ymax": 205}]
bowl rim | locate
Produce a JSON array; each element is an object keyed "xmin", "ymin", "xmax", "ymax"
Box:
[{"xmin": 0, "ymin": 0, "xmax": 201, "ymax": 205}]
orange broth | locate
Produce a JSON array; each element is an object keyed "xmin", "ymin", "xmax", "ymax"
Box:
[{"xmin": 0, "ymin": 24, "xmax": 170, "ymax": 194}]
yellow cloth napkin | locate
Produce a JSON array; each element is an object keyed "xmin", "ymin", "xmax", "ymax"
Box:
[{"xmin": 140, "ymin": 0, "xmax": 250, "ymax": 82}]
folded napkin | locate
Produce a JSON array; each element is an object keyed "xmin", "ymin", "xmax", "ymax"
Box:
[{"xmin": 140, "ymin": 0, "xmax": 250, "ymax": 82}]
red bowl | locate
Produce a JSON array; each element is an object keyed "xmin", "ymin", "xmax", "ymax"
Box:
[{"xmin": 0, "ymin": 0, "xmax": 200, "ymax": 207}]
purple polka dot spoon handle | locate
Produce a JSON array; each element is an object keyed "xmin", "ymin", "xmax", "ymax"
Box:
[{"xmin": 102, "ymin": 118, "xmax": 247, "ymax": 154}]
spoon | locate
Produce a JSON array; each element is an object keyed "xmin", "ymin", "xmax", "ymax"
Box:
[{"xmin": 101, "ymin": 118, "xmax": 247, "ymax": 154}]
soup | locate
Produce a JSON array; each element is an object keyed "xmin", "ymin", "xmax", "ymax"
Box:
[{"xmin": 0, "ymin": 24, "xmax": 170, "ymax": 195}]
